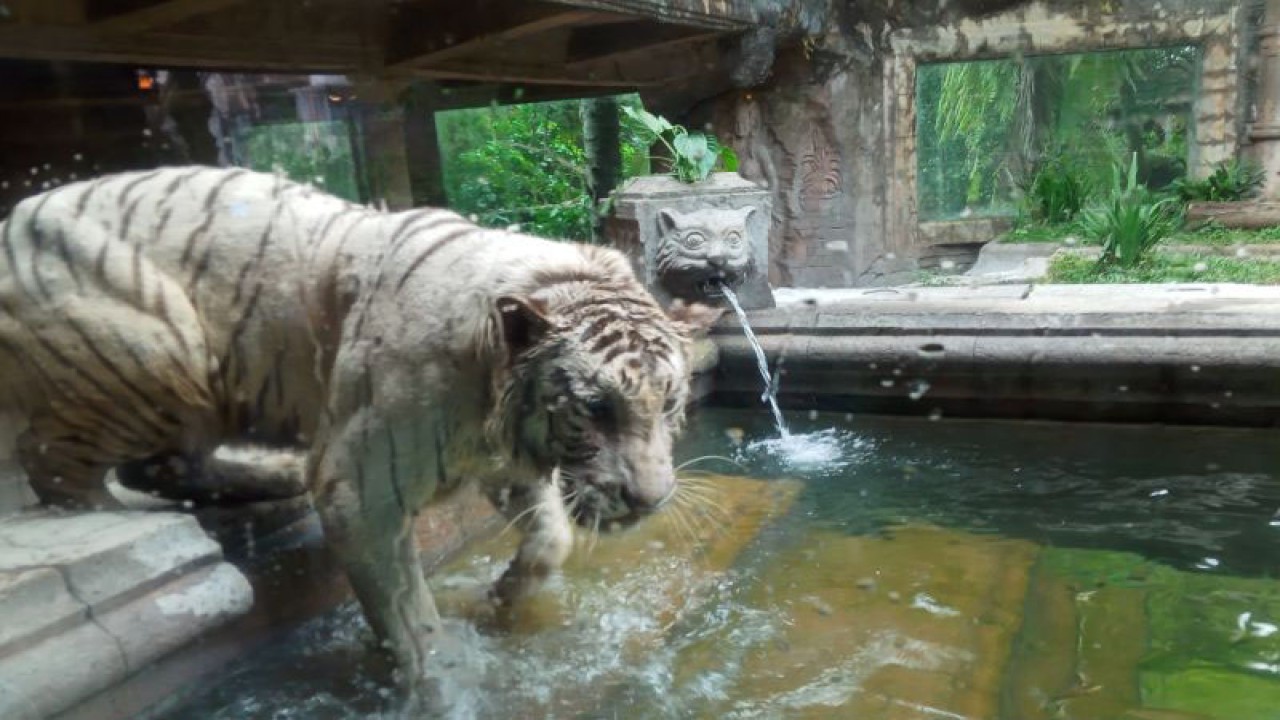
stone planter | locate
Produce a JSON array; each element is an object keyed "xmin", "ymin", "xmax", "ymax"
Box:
[{"xmin": 605, "ymin": 172, "xmax": 774, "ymax": 310}]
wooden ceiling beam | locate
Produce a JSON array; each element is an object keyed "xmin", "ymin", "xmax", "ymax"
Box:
[
  {"xmin": 0, "ymin": 25, "xmax": 361, "ymax": 72},
  {"xmin": 565, "ymin": 22, "xmax": 721, "ymax": 70},
  {"xmin": 88, "ymin": 0, "xmax": 251, "ymax": 33},
  {"xmin": 385, "ymin": 0, "xmax": 625, "ymax": 71},
  {"xmin": 409, "ymin": 62, "xmax": 651, "ymax": 88}
]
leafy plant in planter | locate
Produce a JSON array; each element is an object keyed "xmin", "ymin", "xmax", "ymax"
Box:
[
  {"xmin": 1173, "ymin": 158, "xmax": 1266, "ymax": 202},
  {"xmin": 622, "ymin": 106, "xmax": 738, "ymax": 183},
  {"xmin": 1080, "ymin": 153, "xmax": 1183, "ymax": 268}
]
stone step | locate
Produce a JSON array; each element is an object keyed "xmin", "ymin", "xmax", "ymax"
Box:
[{"xmin": 0, "ymin": 511, "xmax": 252, "ymax": 720}]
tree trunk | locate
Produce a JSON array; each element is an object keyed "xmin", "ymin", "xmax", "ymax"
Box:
[{"xmin": 580, "ymin": 96, "xmax": 622, "ymax": 243}]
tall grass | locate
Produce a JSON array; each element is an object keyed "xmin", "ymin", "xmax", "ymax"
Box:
[{"xmin": 1079, "ymin": 154, "xmax": 1183, "ymax": 268}]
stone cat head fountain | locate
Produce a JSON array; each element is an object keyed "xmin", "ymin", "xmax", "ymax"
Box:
[
  {"xmin": 605, "ymin": 173, "xmax": 775, "ymax": 310},
  {"xmin": 654, "ymin": 206, "xmax": 757, "ymax": 301}
]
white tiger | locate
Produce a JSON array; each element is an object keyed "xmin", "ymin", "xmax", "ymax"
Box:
[{"xmin": 0, "ymin": 167, "xmax": 720, "ymax": 702}]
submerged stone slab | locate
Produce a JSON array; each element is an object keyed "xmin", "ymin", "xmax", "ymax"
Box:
[
  {"xmin": 690, "ymin": 523, "xmax": 1039, "ymax": 718},
  {"xmin": 0, "ymin": 511, "xmax": 252, "ymax": 720}
]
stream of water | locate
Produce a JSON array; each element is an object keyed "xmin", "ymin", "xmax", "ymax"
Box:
[{"xmin": 718, "ymin": 284, "xmax": 788, "ymax": 438}]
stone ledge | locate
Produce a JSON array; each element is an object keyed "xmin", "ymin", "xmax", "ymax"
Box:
[
  {"xmin": 712, "ymin": 284, "xmax": 1280, "ymax": 426},
  {"xmin": 0, "ymin": 512, "xmax": 251, "ymax": 720}
]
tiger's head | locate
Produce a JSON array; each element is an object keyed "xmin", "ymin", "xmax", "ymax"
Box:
[
  {"xmin": 487, "ymin": 258, "xmax": 721, "ymax": 530},
  {"xmin": 654, "ymin": 206, "xmax": 757, "ymax": 301}
]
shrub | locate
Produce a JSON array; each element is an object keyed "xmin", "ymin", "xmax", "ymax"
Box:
[
  {"xmin": 622, "ymin": 106, "xmax": 737, "ymax": 184},
  {"xmin": 1021, "ymin": 153, "xmax": 1090, "ymax": 224},
  {"xmin": 1079, "ymin": 153, "xmax": 1183, "ymax": 267},
  {"xmin": 1174, "ymin": 158, "xmax": 1266, "ymax": 202}
]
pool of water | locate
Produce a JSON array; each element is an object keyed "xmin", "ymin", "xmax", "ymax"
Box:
[{"xmin": 163, "ymin": 409, "xmax": 1280, "ymax": 720}]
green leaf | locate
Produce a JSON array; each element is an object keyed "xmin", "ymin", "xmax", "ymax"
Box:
[
  {"xmin": 621, "ymin": 105, "xmax": 672, "ymax": 136},
  {"xmin": 718, "ymin": 145, "xmax": 740, "ymax": 173}
]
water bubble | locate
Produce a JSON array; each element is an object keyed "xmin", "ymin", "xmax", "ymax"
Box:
[
  {"xmin": 724, "ymin": 427, "xmax": 744, "ymax": 445},
  {"xmin": 73, "ymin": 153, "xmax": 83, "ymax": 162},
  {"xmin": 1190, "ymin": 365, "xmax": 1200, "ymax": 373},
  {"xmin": 868, "ymin": 362, "xmax": 878, "ymax": 370},
  {"xmin": 928, "ymin": 408, "xmax": 943, "ymax": 421},
  {"xmin": 29, "ymin": 167, "xmax": 37, "ymax": 175},
  {"xmin": 1150, "ymin": 488, "xmax": 1169, "ymax": 497},
  {"xmin": 844, "ymin": 413, "xmax": 854, "ymax": 421},
  {"xmin": 1117, "ymin": 385, "xmax": 1129, "ymax": 393},
  {"xmin": 1195, "ymin": 557, "xmax": 1221, "ymax": 570},
  {"xmin": 42, "ymin": 163, "xmax": 50, "ymax": 170},
  {"xmin": 142, "ymin": 128, "xmax": 153, "ymax": 137},
  {"xmin": 0, "ymin": 181, "xmax": 6, "ymax": 189},
  {"xmin": 807, "ymin": 409, "xmax": 818, "ymax": 420},
  {"xmin": 1223, "ymin": 390, "xmax": 1234, "ymax": 398},
  {"xmin": 908, "ymin": 380, "xmax": 931, "ymax": 400},
  {"xmin": 940, "ymin": 259, "xmax": 956, "ymax": 270},
  {"xmin": 1206, "ymin": 462, "xmax": 1221, "ymax": 472},
  {"xmin": 879, "ymin": 379, "xmax": 895, "ymax": 388},
  {"xmin": 892, "ymin": 368, "xmax": 902, "ymax": 376},
  {"xmin": 1193, "ymin": 261, "xmax": 1208, "ymax": 273}
]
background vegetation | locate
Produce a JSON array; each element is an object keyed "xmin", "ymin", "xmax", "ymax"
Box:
[
  {"xmin": 436, "ymin": 94, "xmax": 652, "ymax": 241},
  {"xmin": 245, "ymin": 121, "xmax": 362, "ymax": 202},
  {"xmin": 916, "ymin": 46, "xmax": 1198, "ymax": 221}
]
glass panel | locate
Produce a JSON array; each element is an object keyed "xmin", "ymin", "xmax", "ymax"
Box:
[{"xmin": 916, "ymin": 46, "xmax": 1201, "ymax": 221}]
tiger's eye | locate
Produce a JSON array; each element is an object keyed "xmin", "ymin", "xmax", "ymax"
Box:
[
  {"xmin": 725, "ymin": 232, "xmax": 743, "ymax": 247},
  {"xmin": 682, "ymin": 232, "xmax": 706, "ymax": 249}
]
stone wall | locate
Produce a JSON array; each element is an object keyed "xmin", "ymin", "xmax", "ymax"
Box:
[{"xmin": 703, "ymin": 0, "xmax": 1250, "ymax": 288}]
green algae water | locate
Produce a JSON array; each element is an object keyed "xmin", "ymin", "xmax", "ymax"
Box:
[{"xmin": 165, "ymin": 410, "xmax": 1280, "ymax": 719}]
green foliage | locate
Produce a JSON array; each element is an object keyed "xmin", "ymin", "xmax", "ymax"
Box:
[
  {"xmin": 1047, "ymin": 253, "xmax": 1280, "ymax": 284},
  {"xmin": 1171, "ymin": 222, "xmax": 1280, "ymax": 246},
  {"xmin": 621, "ymin": 105, "xmax": 737, "ymax": 184},
  {"xmin": 916, "ymin": 46, "xmax": 1200, "ymax": 220},
  {"xmin": 436, "ymin": 95, "xmax": 651, "ymax": 241},
  {"xmin": 245, "ymin": 122, "xmax": 360, "ymax": 202},
  {"xmin": 1001, "ymin": 220, "xmax": 1086, "ymax": 244},
  {"xmin": 1021, "ymin": 151, "xmax": 1090, "ymax": 224},
  {"xmin": 1174, "ymin": 158, "xmax": 1267, "ymax": 202},
  {"xmin": 1079, "ymin": 154, "xmax": 1183, "ymax": 268}
]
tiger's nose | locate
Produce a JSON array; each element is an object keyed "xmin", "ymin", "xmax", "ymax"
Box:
[{"xmin": 621, "ymin": 474, "xmax": 675, "ymax": 514}]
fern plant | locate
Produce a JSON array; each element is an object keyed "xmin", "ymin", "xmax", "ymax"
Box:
[
  {"xmin": 1080, "ymin": 153, "xmax": 1183, "ymax": 268},
  {"xmin": 1021, "ymin": 152, "xmax": 1090, "ymax": 224},
  {"xmin": 1174, "ymin": 158, "xmax": 1266, "ymax": 202},
  {"xmin": 622, "ymin": 106, "xmax": 738, "ymax": 183}
]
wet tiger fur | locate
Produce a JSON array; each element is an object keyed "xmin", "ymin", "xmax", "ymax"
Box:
[{"xmin": 0, "ymin": 166, "xmax": 721, "ymax": 696}]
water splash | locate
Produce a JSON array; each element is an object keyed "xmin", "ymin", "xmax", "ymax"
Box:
[{"xmin": 719, "ymin": 284, "xmax": 789, "ymax": 438}]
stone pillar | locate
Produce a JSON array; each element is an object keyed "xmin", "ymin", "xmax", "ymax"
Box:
[
  {"xmin": 351, "ymin": 80, "xmax": 414, "ymax": 210},
  {"xmin": 402, "ymin": 83, "xmax": 449, "ymax": 208},
  {"xmin": 1251, "ymin": 0, "xmax": 1280, "ymax": 197}
]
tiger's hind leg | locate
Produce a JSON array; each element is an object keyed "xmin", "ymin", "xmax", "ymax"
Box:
[
  {"xmin": 116, "ymin": 445, "xmax": 307, "ymax": 506},
  {"xmin": 17, "ymin": 427, "xmax": 124, "ymax": 510}
]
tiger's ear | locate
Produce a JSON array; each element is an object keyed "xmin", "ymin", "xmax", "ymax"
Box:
[
  {"xmin": 496, "ymin": 295, "xmax": 551, "ymax": 357},
  {"xmin": 666, "ymin": 299, "xmax": 724, "ymax": 339}
]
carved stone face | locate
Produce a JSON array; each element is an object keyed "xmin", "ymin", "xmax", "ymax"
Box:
[{"xmin": 654, "ymin": 206, "xmax": 757, "ymax": 301}]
